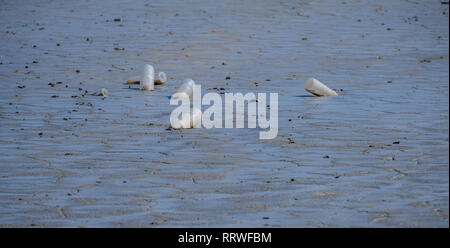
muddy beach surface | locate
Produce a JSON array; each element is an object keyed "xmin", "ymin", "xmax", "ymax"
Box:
[{"xmin": 0, "ymin": 0, "xmax": 448, "ymax": 227}]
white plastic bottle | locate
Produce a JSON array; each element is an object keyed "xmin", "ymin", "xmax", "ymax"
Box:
[
  {"xmin": 172, "ymin": 78, "xmax": 195, "ymax": 100},
  {"xmin": 304, "ymin": 77, "xmax": 338, "ymax": 96},
  {"xmin": 140, "ymin": 64, "xmax": 155, "ymax": 90},
  {"xmin": 170, "ymin": 107, "xmax": 202, "ymax": 129},
  {"xmin": 191, "ymin": 107, "xmax": 202, "ymax": 128},
  {"xmin": 155, "ymin": 72, "xmax": 167, "ymax": 85}
]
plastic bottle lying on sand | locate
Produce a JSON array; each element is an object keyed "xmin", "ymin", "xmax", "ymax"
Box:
[
  {"xmin": 304, "ymin": 77, "xmax": 338, "ymax": 96},
  {"xmin": 155, "ymin": 72, "xmax": 167, "ymax": 85},
  {"xmin": 140, "ymin": 64, "xmax": 154, "ymax": 90},
  {"xmin": 93, "ymin": 88, "xmax": 108, "ymax": 97},
  {"xmin": 100, "ymin": 88, "xmax": 108, "ymax": 97},
  {"xmin": 172, "ymin": 78, "xmax": 195, "ymax": 100},
  {"xmin": 171, "ymin": 107, "xmax": 202, "ymax": 129}
]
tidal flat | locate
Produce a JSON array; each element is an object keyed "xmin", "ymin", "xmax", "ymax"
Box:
[{"xmin": 0, "ymin": 0, "xmax": 448, "ymax": 227}]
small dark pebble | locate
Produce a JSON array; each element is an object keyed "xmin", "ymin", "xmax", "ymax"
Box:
[
  {"xmin": 48, "ymin": 82, "xmax": 55, "ymax": 87},
  {"xmin": 51, "ymin": 95, "xmax": 59, "ymax": 98},
  {"xmin": 17, "ymin": 85, "xmax": 26, "ymax": 89},
  {"xmin": 262, "ymin": 217, "xmax": 270, "ymax": 219},
  {"xmin": 387, "ymin": 80, "xmax": 392, "ymax": 83},
  {"xmin": 114, "ymin": 18, "xmax": 123, "ymax": 22},
  {"xmin": 38, "ymin": 132, "xmax": 43, "ymax": 136},
  {"xmin": 56, "ymin": 43, "xmax": 60, "ymax": 46},
  {"xmin": 225, "ymin": 76, "xmax": 231, "ymax": 80},
  {"xmin": 222, "ymin": 62, "xmax": 226, "ymax": 65},
  {"xmin": 290, "ymin": 178, "xmax": 295, "ymax": 182},
  {"xmin": 393, "ymin": 141, "xmax": 400, "ymax": 144},
  {"xmin": 265, "ymin": 79, "xmax": 271, "ymax": 81},
  {"xmin": 75, "ymin": 69, "xmax": 80, "ymax": 73},
  {"xmin": 323, "ymin": 155, "xmax": 330, "ymax": 159}
]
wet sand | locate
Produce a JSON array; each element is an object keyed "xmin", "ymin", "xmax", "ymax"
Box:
[{"xmin": 0, "ymin": 0, "xmax": 448, "ymax": 227}]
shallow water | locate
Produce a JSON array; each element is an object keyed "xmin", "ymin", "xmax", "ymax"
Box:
[{"xmin": 0, "ymin": 0, "xmax": 448, "ymax": 227}]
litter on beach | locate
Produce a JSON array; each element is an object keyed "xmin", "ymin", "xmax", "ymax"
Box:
[
  {"xmin": 304, "ymin": 77, "xmax": 338, "ymax": 97},
  {"xmin": 155, "ymin": 71, "xmax": 167, "ymax": 85},
  {"xmin": 140, "ymin": 64, "xmax": 155, "ymax": 90},
  {"xmin": 170, "ymin": 107, "xmax": 202, "ymax": 129},
  {"xmin": 172, "ymin": 78, "xmax": 195, "ymax": 100},
  {"xmin": 93, "ymin": 88, "xmax": 108, "ymax": 97}
]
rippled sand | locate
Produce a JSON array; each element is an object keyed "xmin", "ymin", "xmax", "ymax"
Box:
[{"xmin": 0, "ymin": 0, "xmax": 448, "ymax": 227}]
